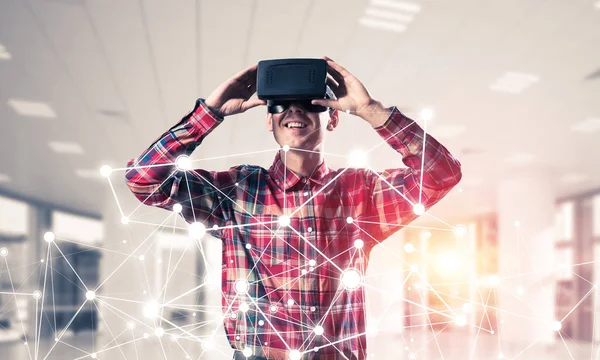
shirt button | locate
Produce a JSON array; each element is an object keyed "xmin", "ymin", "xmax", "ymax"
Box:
[
  {"xmin": 302, "ymin": 178, "xmax": 307, "ymax": 183},
  {"xmin": 307, "ymin": 227, "xmax": 313, "ymax": 232},
  {"xmin": 304, "ymin": 191, "xmax": 309, "ymax": 196}
]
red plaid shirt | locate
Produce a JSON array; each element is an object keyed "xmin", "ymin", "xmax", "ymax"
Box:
[{"xmin": 125, "ymin": 99, "xmax": 462, "ymax": 360}]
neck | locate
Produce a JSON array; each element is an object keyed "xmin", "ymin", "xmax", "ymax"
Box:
[{"xmin": 279, "ymin": 148, "xmax": 323, "ymax": 177}]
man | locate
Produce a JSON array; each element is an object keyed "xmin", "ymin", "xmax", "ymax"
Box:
[{"xmin": 125, "ymin": 56, "xmax": 462, "ymax": 360}]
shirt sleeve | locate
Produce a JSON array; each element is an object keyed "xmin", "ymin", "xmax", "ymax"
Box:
[
  {"xmin": 124, "ymin": 99, "xmax": 237, "ymax": 229},
  {"xmin": 362, "ymin": 106, "xmax": 462, "ymax": 242}
]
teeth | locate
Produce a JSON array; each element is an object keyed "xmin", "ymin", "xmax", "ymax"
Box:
[{"xmin": 286, "ymin": 122, "xmax": 306, "ymax": 129}]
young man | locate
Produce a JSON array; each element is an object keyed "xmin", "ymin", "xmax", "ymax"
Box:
[{"xmin": 125, "ymin": 56, "xmax": 462, "ymax": 360}]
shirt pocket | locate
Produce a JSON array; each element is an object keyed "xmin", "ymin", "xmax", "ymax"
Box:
[{"xmin": 244, "ymin": 214, "xmax": 287, "ymax": 267}]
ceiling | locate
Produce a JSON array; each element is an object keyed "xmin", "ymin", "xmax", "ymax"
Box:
[{"xmin": 0, "ymin": 0, "xmax": 599, "ymax": 226}]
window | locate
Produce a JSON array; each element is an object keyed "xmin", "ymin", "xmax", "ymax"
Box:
[{"xmin": 0, "ymin": 196, "xmax": 28, "ymax": 235}]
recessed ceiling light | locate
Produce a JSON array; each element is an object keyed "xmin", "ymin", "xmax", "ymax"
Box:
[
  {"xmin": 570, "ymin": 117, "xmax": 600, "ymax": 133},
  {"xmin": 48, "ymin": 141, "xmax": 84, "ymax": 154},
  {"xmin": 364, "ymin": 7, "xmax": 414, "ymax": 22},
  {"xmin": 560, "ymin": 173, "xmax": 589, "ymax": 184},
  {"xmin": 0, "ymin": 44, "xmax": 11, "ymax": 60},
  {"xmin": 0, "ymin": 174, "xmax": 11, "ymax": 183},
  {"xmin": 75, "ymin": 169, "xmax": 103, "ymax": 180},
  {"xmin": 489, "ymin": 72, "xmax": 539, "ymax": 94},
  {"xmin": 370, "ymin": 0, "xmax": 421, "ymax": 13},
  {"xmin": 504, "ymin": 153, "xmax": 536, "ymax": 164},
  {"xmin": 7, "ymin": 99, "xmax": 56, "ymax": 118},
  {"xmin": 359, "ymin": 17, "xmax": 407, "ymax": 32}
]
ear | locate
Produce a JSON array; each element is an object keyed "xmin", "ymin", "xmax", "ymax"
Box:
[
  {"xmin": 267, "ymin": 113, "xmax": 273, "ymax": 132},
  {"xmin": 326, "ymin": 109, "xmax": 339, "ymax": 131}
]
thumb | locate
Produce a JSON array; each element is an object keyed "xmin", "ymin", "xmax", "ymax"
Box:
[
  {"xmin": 311, "ymin": 99, "xmax": 339, "ymax": 109},
  {"xmin": 242, "ymin": 98, "xmax": 267, "ymax": 111}
]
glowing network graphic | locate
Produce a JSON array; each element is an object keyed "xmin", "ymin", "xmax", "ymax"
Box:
[{"xmin": 0, "ymin": 109, "xmax": 583, "ymax": 360}]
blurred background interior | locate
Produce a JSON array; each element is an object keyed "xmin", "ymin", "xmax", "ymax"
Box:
[{"xmin": 1, "ymin": 0, "xmax": 600, "ymax": 359}]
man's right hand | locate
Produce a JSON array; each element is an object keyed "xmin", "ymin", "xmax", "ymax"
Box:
[{"xmin": 204, "ymin": 64, "xmax": 266, "ymax": 118}]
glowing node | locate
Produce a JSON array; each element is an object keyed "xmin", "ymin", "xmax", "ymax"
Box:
[
  {"xmin": 514, "ymin": 220, "xmax": 520, "ymax": 227},
  {"xmin": 404, "ymin": 243, "xmax": 415, "ymax": 253},
  {"xmin": 143, "ymin": 333, "xmax": 149, "ymax": 339},
  {"xmin": 32, "ymin": 290, "xmax": 42, "ymax": 300},
  {"xmin": 308, "ymin": 259, "xmax": 317, "ymax": 267},
  {"xmin": 173, "ymin": 203, "xmax": 182, "ymax": 213},
  {"xmin": 301, "ymin": 269, "xmax": 308, "ymax": 275},
  {"xmin": 234, "ymin": 279, "xmax": 249, "ymax": 294},
  {"xmin": 367, "ymin": 324, "xmax": 379, "ymax": 337},
  {"xmin": 314, "ymin": 325, "xmax": 324, "ymax": 336},
  {"xmin": 282, "ymin": 145, "xmax": 290, "ymax": 152},
  {"xmin": 230, "ymin": 312, "xmax": 237, "ymax": 319},
  {"xmin": 310, "ymin": 306, "xmax": 316, "ymax": 312},
  {"xmin": 462, "ymin": 303, "xmax": 473, "ymax": 313},
  {"xmin": 138, "ymin": 255, "xmax": 145, "ymax": 261},
  {"xmin": 346, "ymin": 216, "xmax": 354, "ymax": 224},
  {"xmin": 188, "ymin": 222, "xmax": 206, "ymax": 239},
  {"xmin": 287, "ymin": 299, "xmax": 295, "ymax": 307},
  {"xmin": 498, "ymin": 353, "xmax": 504, "ymax": 359},
  {"xmin": 422, "ymin": 231, "xmax": 432, "ymax": 239},
  {"xmin": 410, "ymin": 264, "xmax": 419, "ymax": 272},
  {"xmin": 413, "ymin": 203, "xmax": 425, "ymax": 215},
  {"xmin": 154, "ymin": 327, "xmax": 164, "ymax": 337},
  {"xmin": 341, "ymin": 269, "xmax": 362, "ymax": 290},
  {"xmin": 170, "ymin": 334, "xmax": 178, "ymax": 342},
  {"xmin": 239, "ymin": 302, "xmax": 250, "ymax": 313},
  {"xmin": 409, "ymin": 353, "xmax": 416, "ymax": 360},
  {"xmin": 55, "ymin": 338, "xmax": 59, "ymax": 342},
  {"xmin": 245, "ymin": 244, "xmax": 251, "ymax": 250},
  {"xmin": 91, "ymin": 353, "xmax": 97, "ymax": 359},
  {"xmin": 242, "ymin": 347, "xmax": 253, "ymax": 357},
  {"xmin": 454, "ymin": 224, "xmax": 467, "ymax": 238},
  {"xmin": 490, "ymin": 330, "xmax": 495, "ymax": 335},
  {"xmin": 175, "ymin": 155, "xmax": 192, "ymax": 171},
  {"xmin": 0, "ymin": 248, "xmax": 7, "ymax": 257},
  {"xmin": 270, "ymin": 305, "xmax": 278, "ymax": 313},
  {"xmin": 420, "ymin": 108, "xmax": 434, "ymax": 122},
  {"xmin": 143, "ymin": 301, "xmax": 160, "ymax": 319},
  {"xmin": 278, "ymin": 215, "xmax": 290, "ymax": 227},
  {"xmin": 551, "ymin": 320, "xmax": 562, "ymax": 331},
  {"xmin": 289, "ymin": 350, "xmax": 301, "ymax": 360},
  {"xmin": 348, "ymin": 149, "xmax": 367, "ymax": 167},
  {"xmin": 202, "ymin": 340, "xmax": 215, "ymax": 351},
  {"xmin": 121, "ymin": 216, "xmax": 129, "ymax": 225},
  {"xmin": 346, "ymin": 109, "xmax": 351, "ymax": 114},
  {"xmin": 127, "ymin": 321, "xmax": 136, "ymax": 330},
  {"xmin": 85, "ymin": 291, "xmax": 96, "ymax": 301},
  {"xmin": 354, "ymin": 239, "xmax": 364, "ymax": 249},
  {"xmin": 488, "ymin": 275, "xmax": 500, "ymax": 287},
  {"xmin": 100, "ymin": 165, "xmax": 112, "ymax": 177},
  {"xmin": 44, "ymin": 231, "xmax": 55, "ymax": 243},
  {"xmin": 455, "ymin": 314, "xmax": 467, "ymax": 326}
]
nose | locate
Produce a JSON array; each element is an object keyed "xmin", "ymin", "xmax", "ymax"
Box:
[{"xmin": 287, "ymin": 102, "xmax": 305, "ymax": 114}]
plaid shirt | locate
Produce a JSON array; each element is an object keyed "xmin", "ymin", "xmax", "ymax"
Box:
[{"xmin": 125, "ymin": 99, "xmax": 462, "ymax": 360}]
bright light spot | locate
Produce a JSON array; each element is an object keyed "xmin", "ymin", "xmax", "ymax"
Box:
[
  {"xmin": 202, "ymin": 340, "xmax": 214, "ymax": 351},
  {"xmin": 230, "ymin": 312, "xmax": 237, "ymax": 319},
  {"xmin": 289, "ymin": 350, "xmax": 301, "ymax": 360},
  {"xmin": 100, "ymin": 165, "xmax": 112, "ymax": 177},
  {"xmin": 270, "ymin": 305, "xmax": 278, "ymax": 313},
  {"xmin": 410, "ymin": 264, "xmax": 419, "ymax": 272},
  {"xmin": 170, "ymin": 334, "xmax": 178, "ymax": 342},
  {"xmin": 301, "ymin": 269, "xmax": 308, "ymax": 275},
  {"xmin": 85, "ymin": 291, "xmax": 96, "ymax": 301},
  {"xmin": 439, "ymin": 252, "xmax": 460, "ymax": 273},
  {"xmin": 420, "ymin": 108, "xmax": 434, "ymax": 122},
  {"xmin": 175, "ymin": 155, "xmax": 192, "ymax": 171},
  {"xmin": 91, "ymin": 353, "xmax": 97, "ymax": 359},
  {"xmin": 278, "ymin": 215, "xmax": 290, "ymax": 227},
  {"xmin": 455, "ymin": 314, "xmax": 467, "ymax": 326},
  {"xmin": 189, "ymin": 222, "xmax": 206, "ymax": 239},
  {"xmin": 258, "ymin": 320, "xmax": 265, "ymax": 326},
  {"xmin": 235, "ymin": 279, "xmax": 249, "ymax": 294},
  {"xmin": 517, "ymin": 286, "xmax": 525, "ymax": 296},
  {"xmin": 314, "ymin": 325, "xmax": 324, "ymax": 336},
  {"xmin": 121, "ymin": 216, "xmax": 129, "ymax": 224},
  {"xmin": 366, "ymin": 324, "xmax": 379, "ymax": 337},
  {"xmin": 138, "ymin": 255, "xmax": 145, "ymax": 261},
  {"xmin": 242, "ymin": 347, "xmax": 253, "ymax": 357},
  {"xmin": 488, "ymin": 275, "xmax": 500, "ymax": 287},
  {"xmin": 287, "ymin": 299, "xmax": 295, "ymax": 307},
  {"xmin": 348, "ymin": 149, "xmax": 367, "ymax": 168},
  {"xmin": 409, "ymin": 353, "xmax": 416, "ymax": 360},
  {"xmin": 341, "ymin": 269, "xmax": 362, "ymax": 290},
  {"xmin": 462, "ymin": 303, "xmax": 473, "ymax": 313},
  {"xmin": 498, "ymin": 353, "xmax": 504, "ymax": 359},
  {"xmin": 143, "ymin": 301, "xmax": 160, "ymax": 319},
  {"xmin": 491, "ymin": 330, "xmax": 495, "ymax": 335},
  {"xmin": 309, "ymin": 259, "xmax": 317, "ymax": 267},
  {"xmin": 354, "ymin": 239, "xmax": 364, "ymax": 249},
  {"xmin": 127, "ymin": 321, "xmax": 136, "ymax": 330},
  {"xmin": 346, "ymin": 216, "xmax": 354, "ymax": 224},
  {"xmin": 143, "ymin": 333, "xmax": 149, "ymax": 339},
  {"xmin": 404, "ymin": 243, "xmax": 415, "ymax": 253},
  {"xmin": 173, "ymin": 203, "xmax": 182, "ymax": 213},
  {"xmin": 0, "ymin": 248, "xmax": 7, "ymax": 257},
  {"xmin": 44, "ymin": 231, "xmax": 55, "ymax": 243},
  {"xmin": 155, "ymin": 327, "xmax": 164, "ymax": 337},
  {"xmin": 552, "ymin": 320, "xmax": 562, "ymax": 331},
  {"xmin": 413, "ymin": 203, "xmax": 425, "ymax": 215},
  {"xmin": 422, "ymin": 231, "xmax": 432, "ymax": 239},
  {"xmin": 282, "ymin": 145, "xmax": 290, "ymax": 152},
  {"xmin": 32, "ymin": 290, "xmax": 42, "ymax": 300},
  {"xmin": 239, "ymin": 302, "xmax": 250, "ymax": 313},
  {"xmin": 245, "ymin": 244, "xmax": 251, "ymax": 250},
  {"xmin": 514, "ymin": 220, "xmax": 520, "ymax": 227},
  {"xmin": 454, "ymin": 224, "xmax": 467, "ymax": 238}
]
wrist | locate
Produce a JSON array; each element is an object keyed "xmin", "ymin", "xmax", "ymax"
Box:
[{"xmin": 357, "ymin": 100, "xmax": 391, "ymax": 127}]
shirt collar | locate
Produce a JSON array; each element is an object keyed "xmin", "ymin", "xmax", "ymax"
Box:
[{"xmin": 268, "ymin": 152, "xmax": 330, "ymax": 190}]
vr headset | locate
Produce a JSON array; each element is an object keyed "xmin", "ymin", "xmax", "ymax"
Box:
[{"xmin": 256, "ymin": 58, "xmax": 335, "ymax": 114}]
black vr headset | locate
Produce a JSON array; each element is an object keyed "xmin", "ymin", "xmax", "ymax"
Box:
[{"xmin": 256, "ymin": 58, "xmax": 335, "ymax": 114}]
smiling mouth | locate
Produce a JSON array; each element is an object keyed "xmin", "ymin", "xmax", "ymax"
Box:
[{"xmin": 284, "ymin": 122, "xmax": 308, "ymax": 129}]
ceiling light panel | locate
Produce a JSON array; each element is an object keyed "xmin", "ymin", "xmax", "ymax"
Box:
[
  {"xmin": 7, "ymin": 99, "xmax": 57, "ymax": 118},
  {"xmin": 0, "ymin": 44, "xmax": 11, "ymax": 60},
  {"xmin": 570, "ymin": 117, "xmax": 600, "ymax": 133},
  {"xmin": 48, "ymin": 141, "xmax": 85, "ymax": 154},
  {"xmin": 359, "ymin": 0, "xmax": 421, "ymax": 33},
  {"xmin": 489, "ymin": 72, "xmax": 539, "ymax": 94}
]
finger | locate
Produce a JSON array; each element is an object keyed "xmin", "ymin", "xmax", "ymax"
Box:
[
  {"xmin": 327, "ymin": 64, "xmax": 345, "ymax": 86},
  {"xmin": 242, "ymin": 98, "xmax": 267, "ymax": 111},
  {"xmin": 326, "ymin": 76, "xmax": 339, "ymax": 92},
  {"xmin": 311, "ymin": 99, "xmax": 340, "ymax": 110},
  {"xmin": 325, "ymin": 59, "xmax": 352, "ymax": 80},
  {"xmin": 233, "ymin": 63, "xmax": 259, "ymax": 83}
]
